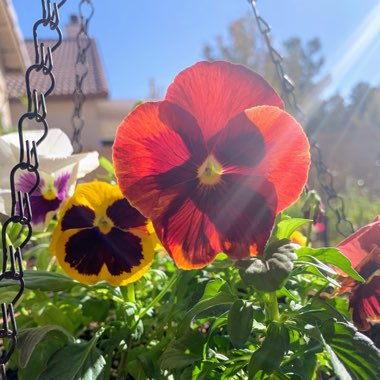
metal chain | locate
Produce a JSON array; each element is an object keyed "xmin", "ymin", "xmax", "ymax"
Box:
[
  {"xmin": 71, "ymin": 0, "xmax": 94, "ymax": 153},
  {"xmin": 0, "ymin": 1, "xmax": 67, "ymax": 377},
  {"xmin": 247, "ymin": 0, "xmax": 354, "ymax": 237}
]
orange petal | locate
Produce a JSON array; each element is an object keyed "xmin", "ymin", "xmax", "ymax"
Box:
[
  {"xmin": 154, "ymin": 197, "xmax": 221, "ymax": 269},
  {"xmin": 245, "ymin": 106, "xmax": 310, "ymax": 213},
  {"xmin": 165, "ymin": 61, "xmax": 284, "ymax": 140},
  {"xmin": 113, "ymin": 101, "xmax": 205, "ymax": 217},
  {"xmin": 337, "ymin": 216, "xmax": 380, "ymax": 272},
  {"xmin": 153, "ymin": 174, "xmax": 277, "ymax": 268}
]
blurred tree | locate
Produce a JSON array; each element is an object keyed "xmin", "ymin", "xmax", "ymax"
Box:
[
  {"xmin": 203, "ymin": 13, "xmax": 329, "ymax": 114},
  {"xmin": 204, "ymin": 12, "xmax": 380, "ymax": 216}
]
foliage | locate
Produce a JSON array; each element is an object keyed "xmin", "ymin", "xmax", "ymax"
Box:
[
  {"xmin": 2, "ymin": 210, "xmax": 380, "ymax": 379},
  {"xmin": 1, "ymin": 12, "xmax": 379, "ymax": 379}
]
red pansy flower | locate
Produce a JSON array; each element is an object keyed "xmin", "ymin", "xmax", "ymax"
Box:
[
  {"xmin": 337, "ymin": 216, "xmax": 380, "ymax": 331},
  {"xmin": 113, "ymin": 61, "xmax": 310, "ymax": 269}
]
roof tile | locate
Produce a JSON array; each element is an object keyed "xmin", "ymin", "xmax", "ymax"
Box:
[{"xmin": 6, "ymin": 38, "xmax": 109, "ymax": 99}]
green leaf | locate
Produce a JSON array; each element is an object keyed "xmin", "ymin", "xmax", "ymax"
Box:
[
  {"xmin": 294, "ymin": 298, "xmax": 346, "ymax": 327},
  {"xmin": 297, "ymin": 247, "xmax": 364, "ymax": 282},
  {"xmin": 295, "ymin": 256, "xmax": 341, "ymax": 287},
  {"xmin": 320, "ymin": 320, "xmax": 380, "ymax": 380},
  {"xmin": 282, "ymin": 352, "xmax": 317, "ymax": 380},
  {"xmin": 276, "ymin": 217, "xmax": 312, "ymax": 240},
  {"xmin": 178, "ymin": 279, "xmax": 235, "ymax": 333},
  {"xmin": 82, "ymin": 298, "xmax": 111, "ymax": 322},
  {"xmin": 201, "ymin": 278, "xmax": 226, "ymax": 299},
  {"xmin": 227, "ymin": 299, "xmax": 253, "ymax": 348},
  {"xmin": 160, "ymin": 330, "xmax": 205, "ymax": 371},
  {"xmin": 39, "ymin": 329, "xmax": 106, "ymax": 380},
  {"xmin": 126, "ymin": 360, "xmax": 148, "ymax": 380},
  {"xmin": 18, "ymin": 325, "xmax": 73, "ymax": 368},
  {"xmin": 248, "ymin": 321, "xmax": 289, "ymax": 379},
  {"xmin": 0, "ymin": 270, "xmax": 77, "ymax": 291},
  {"xmin": 237, "ymin": 242, "xmax": 298, "ymax": 292},
  {"xmin": 31, "ymin": 303, "xmax": 80, "ymax": 335}
]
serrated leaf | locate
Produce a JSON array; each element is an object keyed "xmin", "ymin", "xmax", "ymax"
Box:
[
  {"xmin": 320, "ymin": 320, "xmax": 380, "ymax": 380},
  {"xmin": 276, "ymin": 218, "xmax": 312, "ymax": 240},
  {"xmin": 39, "ymin": 330, "xmax": 105, "ymax": 380},
  {"xmin": 227, "ymin": 300, "xmax": 253, "ymax": 348},
  {"xmin": 297, "ymin": 247, "xmax": 364, "ymax": 282},
  {"xmin": 18, "ymin": 325, "xmax": 73, "ymax": 368},
  {"xmin": 238, "ymin": 243, "xmax": 297, "ymax": 292}
]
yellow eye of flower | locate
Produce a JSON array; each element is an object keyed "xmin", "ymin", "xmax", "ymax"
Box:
[
  {"xmin": 42, "ymin": 183, "xmax": 58, "ymax": 200},
  {"xmin": 49, "ymin": 181, "xmax": 158, "ymax": 286},
  {"xmin": 198, "ymin": 155, "xmax": 224, "ymax": 186},
  {"xmin": 95, "ymin": 214, "xmax": 114, "ymax": 234}
]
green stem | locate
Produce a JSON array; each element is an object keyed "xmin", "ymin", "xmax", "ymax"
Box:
[
  {"xmin": 264, "ymin": 292, "xmax": 279, "ymax": 321},
  {"xmin": 305, "ymin": 204, "xmax": 316, "ymax": 247},
  {"xmin": 116, "ymin": 335, "xmax": 132, "ymax": 380},
  {"xmin": 138, "ymin": 272, "xmax": 178, "ymax": 319},
  {"xmin": 120, "ymin": 283, "xmax": 135, "ymax": 303}
]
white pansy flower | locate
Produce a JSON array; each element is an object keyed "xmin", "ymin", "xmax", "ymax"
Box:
[{"xmin": 0, "ymin": 129, "xmax": 99, "ymax": 229}]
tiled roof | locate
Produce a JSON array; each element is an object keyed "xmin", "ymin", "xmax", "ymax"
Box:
[{"xmin": 6, "ymin": 38, "xmax": 109, "ymax": 99}]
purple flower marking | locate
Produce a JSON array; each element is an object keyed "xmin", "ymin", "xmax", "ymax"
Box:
[
  {"xmin": 17, "ymin": 172, "xmax": 71, "ymax": 226},
  {"xmin": 54, "ymin": 173, "xmax": 70, "ymax": 200}
]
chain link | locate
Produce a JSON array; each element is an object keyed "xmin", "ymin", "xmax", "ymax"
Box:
[
  {"xmin": 247, "ymin": 0, "xmax": 354, "ymax": 237},
  {"xmin": 0, "ymin": 1, "xmax": 67, "ymax": 377},
  {"xmin": 71, "ymin": 0, "xmax": 94, "ymax": 153}
]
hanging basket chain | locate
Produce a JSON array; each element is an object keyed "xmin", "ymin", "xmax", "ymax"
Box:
[
  {"xmin": 247, "ymin": 0, "xmax": 354, "ymax": 237},
  {"xmin": 0, "ymin": 1, "xmax": 67, "ymax": 377},
  {"xmin": 71, "ymin": 0, "xmax": 94, "ymax": 153}
]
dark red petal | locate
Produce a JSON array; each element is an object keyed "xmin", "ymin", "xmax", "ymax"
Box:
[
  {"xmin": 153, "ymin": 197, "xmax": 221, "ymax": 269},
  {"xmin": 350, "ymin": 276, "xmax": 380, "ymax": 331},
  {"xmin": 107, "ymin": 198, "xmax": 147, "ymax": 230},
  {"xmin": 245, "ymin": 106, "xmax": 310, "ymax": 213},
  {"xmin": 153, "ymin": 174, "xmax": 277, "ymax": 268},
  {"xmin": 338, "ymin": 217, "xmax": 380, "ymax": 271},
  {"xmin": 194, "ymin": 174, "xmax": 277, "ymax": 258},
  {"xmin": 165, "ymin": 61, "xmax": 284, "ymax": 140},
  {"xmin": 209, "ymin": 111, "xmax": 265, "ymax": 168},
  {"xmin": 61, "ymin": 205, "xmax": 95, "ymax": 231},
  {"xmin": 113, "ymin": 101, "xmax": 205, "ymax": 217}
]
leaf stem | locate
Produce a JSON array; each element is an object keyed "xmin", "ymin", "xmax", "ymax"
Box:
[
  {"xmin": 264, "ymin": 292, "xmax": 280, "ymax": 321},
  {"xmin": 138, "ymin": 272, "xmax": 178, "ymax": 319},
  {"xmin": 120, "ymin": 283, "xmax": 135, "ymax": 303},
  {"xmin": 305, "ymin": 204, "xmax": 316, "ymax": 247}
]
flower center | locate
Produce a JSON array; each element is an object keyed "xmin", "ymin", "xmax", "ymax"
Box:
[
  {"xmin": 42, "ymin": 183, "xmax": 58, "ymax": 201},
  {"xmin": 95, "ymin": 214, "xmax": 114, "ymax": 234},
  {"xmin": 198, "ymin": 155, "xmax": 224, "ymax": 186}
]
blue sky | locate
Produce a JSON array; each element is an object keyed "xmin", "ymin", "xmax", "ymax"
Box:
[{"xmin": 13, "ymin": 0, "xmax": 380, "ymax": 100}]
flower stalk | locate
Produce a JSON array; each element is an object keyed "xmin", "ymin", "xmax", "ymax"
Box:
[
  {"xmin": 138, "ymin": 272, "xmax": 178, "ymax": 319},
  {"xmin": 264, "ymin": 292, "xmax": 280, "ymax": 321}
]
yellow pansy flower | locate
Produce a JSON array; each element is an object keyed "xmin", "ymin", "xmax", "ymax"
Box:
[{"xmin": 49, "ymin": 181, "xmax": 157, "ymax": 286}]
